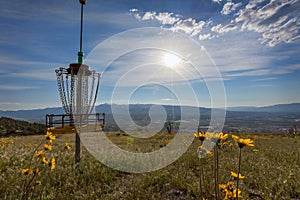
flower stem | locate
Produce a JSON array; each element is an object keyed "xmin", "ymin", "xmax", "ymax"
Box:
[
  {"xmin": 202, "ymin": 162, "xmax": 206, "ymax": 196},
  {"xmin": 216, "ymin": 146, "xmax": 219, "ymax": 199},
  {"xmin": 236, "ymin": 147, "xmax": 242, "ymax": 200},
  {"xmin": 21, "ymin": 139, "xmax": 45, "ymax": 198},
  {"xmin": 214, "ymin": 146, "xmax": 218, "ymax": 200},
  {"xmin": 28, "ymin": 139, "xmax": 46, "ymax": 167},
  {"xmin": 199, "ymin": 161, "xmax": 203, "ymax": 198}
]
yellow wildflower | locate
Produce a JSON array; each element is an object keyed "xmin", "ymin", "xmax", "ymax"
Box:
[
  {"xmin": 65, "ymin": 142, "xmax": 71, "ymax": 150},
  {"xmin": 233, "ymin": 189, "xmax": 243, "ymax": 199},
  {"xmin": 219, "ymin": 183, "xmax": 227, "ymax": 190},
  {"xmin": 216, "ymin": 132, "xmax": 229, "ymax": 148},
  {"xmin": 231, "ymin": 171, "xmax": 245, "ymax": 179},
  {"xmin": 42, "ymin": 157, "xmax": 48, "ymax": 165},
  {"xmin": 194, "ymin": 132, "xmax": 206, "ymax": 141},
  {"xmin": 44, "ymin": 144, "xmax": 52, "ymax": 151},
  {"xmin": 223, "ymin": 188, "xmax": 242, "ymax": 200},
  {"xmin": 35, "ymin": 150, "xmax": 46, "ymax": 160},
  {"xmin": 198, "ymin": 146, "xmax": 213, "ymax": 158},
  {"xmin": 224, "ymin": 190, "xmax": 233, "ymax": 200},
  {"xmin": 21, "ymin": 168, "xmax": 33, "ymax": 175},
  {"xmin": 45, "ymin": 131, "xmax": 56, "ymax": 143},
  {"xmin": 204, "ymin": 132, "xmax": 220, "ymax": 143},
  {"xmin": 49, "ymin": 157, "xmax": 55, "ymax": 170},
  {"xmin": 219, "ymin": 132, "xmax": 229, "ymax": 140},
  {"xmin": 219, "ymin": 181, "xmax": 234, "ymax": 192},
  {"xmin": 232, "ymin": 135, "xmax": 254, "ymax": 148},
  {"xmin": 231, "ymin": 134, "xmax": 239, "ymax": 141},
  {"xmin": 45, "ymin": 131, "xmax": 52, "ymax": 138},
  {"xmin": 206, "ymin": 151, "xmax": 213, "ymax": 157},
  {"xmin": 34, "ymin": 167, "xmax": 40, "ymax": 175}
]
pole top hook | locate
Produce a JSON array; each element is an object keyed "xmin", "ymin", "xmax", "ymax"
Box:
[{"xmin": 79, "ymin": 0, "xmax": 86, "ymax": 5}]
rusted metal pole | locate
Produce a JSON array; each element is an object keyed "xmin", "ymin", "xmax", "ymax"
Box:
[{"xmin": 75, "ymin": 132, "xmax": 81, "ymax": 165}]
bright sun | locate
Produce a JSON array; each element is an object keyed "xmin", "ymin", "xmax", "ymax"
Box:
[{"xmin": 163, "ymin": 53, "xmax": 181, "ymax": 68}]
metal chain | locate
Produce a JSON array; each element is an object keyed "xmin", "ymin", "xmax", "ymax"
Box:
[{"xmin": 56, "ymin": 68, "xmax": 69, "ymax": 114}]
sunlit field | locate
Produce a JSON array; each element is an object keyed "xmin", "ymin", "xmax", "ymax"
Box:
[{"xmin": 1, "ymin": 132, "xmax": 299, "ymax": 200}]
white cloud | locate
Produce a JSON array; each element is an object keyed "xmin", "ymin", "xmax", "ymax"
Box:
[
  {"xmin": 0, "ymin": 57, "xmax": 62, "ymax": 81},
  {"xmin": 199, "ymin": 33, "xmax": 215, "ymax": 40},
  {"xmin": 248, "ymin": 84, "xmax": 273, "ymax": 88},
  {"xmin": 0, "ymin": 85, "xmax": 39, "ymax": 90},
  {"xmin": 211, "ymin": 23, "xmax": 237, "ymax": 33},
  {"xmin": 226, "ymin": 69, "xmax": 271, "ymax": 77},
  {"xmin": 0, "ymin": 102, "xmax": 21, "ymax": 106},
  {"xmin": 129, "ymin": 9, "xmax": 205, "ymax": 37},
  {"xmin": 171, "ymin": 18, "xmax": 205, "ymax": 36},
  {"xmin": 234, "ymin": 0, "xmax": 300, "ymax": 47},
  {"xmin": 207, "ymin": 0, "xmax": 300, "ymax": 46},
  {"xmin": 130, "ymin": 10, "xmax": 180, "ymax": 25},
  {"xmin": 156, "ymin": 12, "xmax": 180, "ymax": 25},
  {"xmin": 161, "ymin": 98, "xmax": 173, "ymax": 101},
  {"xmin": 212, "ymin": 0, "xmax": 223, "ymax": 3},
  {"xmin": 128, "ymin": 6, "xmax": 299, "ymax": 80},
  {"xmin": 129, "ymin": 8, "xmax": 138, "ymax": 13},
  {"xmin": 272, "ymin": 63, "xmax": 300, "ymax": 74},
  {"xmin": 142, "ymin": 11, "xmax": 157, "ymax": 20},
  {"xmin": 221, "ymin": 1, "xmax": 242, "ymax": 15},
  {"xmin": 254, "ymin": 77, "xmax": 278, "ymax": 81},
  {"xmin": 128, "ymin": 8, "xmax": 142, "ymax": 20},
  {"xmin": 4, "ymin": 71, "xmax": 56, "ymax": 81},
  {"xmin": 130, "ymin": 0, "xmax": 300, "ymax": 47},
  {"xmin": 260, "ymin": 17, "xmax": 300, "ymax": 47},
  {"xmin": 85, "ymin": 27, "xmax": 224, "ymax": 88}
]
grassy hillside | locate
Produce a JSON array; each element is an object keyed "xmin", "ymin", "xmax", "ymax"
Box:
[
  {"xmin": 0, "ymin": 132, "xmax": 299, "ymax": 199},
  {"xmin": 0, "ymin": 117, "xmax": 45, "ymax": 137}
]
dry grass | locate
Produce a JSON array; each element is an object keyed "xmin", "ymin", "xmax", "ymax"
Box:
[{"xmin": 0, "ymin": 132, "xmax": 299, "ymax": 199}]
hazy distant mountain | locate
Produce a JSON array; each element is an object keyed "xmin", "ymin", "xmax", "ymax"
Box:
[
  {"xmin": 0, "ymin": 103, "xmax": 299, "ymax": 123},
  {"xmin": 227, "ymin": 103, "xmax": 300, "ymax": 113},
  {"xmin": 0, "ymin": 107, "xmax": 64, "ymax": 123},
  {"xmin": 226, "ymin": 106, "xmax": 257, "ymax": 112},
  {"xmin": 0, "ymin": 103, "xmax": 299, "ymax": 133}
]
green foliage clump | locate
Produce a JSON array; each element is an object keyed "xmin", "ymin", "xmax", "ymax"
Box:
[{"xmin": 0, "ymin": 117, "xmax": 45, "ymax": 136}]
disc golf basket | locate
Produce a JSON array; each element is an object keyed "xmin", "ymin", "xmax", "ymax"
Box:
[{"xmin": 46, "ymin": 0, "xmax": 105, "ymax": 164}]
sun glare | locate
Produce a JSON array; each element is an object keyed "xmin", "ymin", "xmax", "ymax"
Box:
[{"xmin": 163, "ymin": 53, "xmax": 181, "ymax": 68}]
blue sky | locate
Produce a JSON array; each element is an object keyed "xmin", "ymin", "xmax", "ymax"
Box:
[{"xmin": 0, "ymin": 0, "xmax": 299, "ymax": 110}]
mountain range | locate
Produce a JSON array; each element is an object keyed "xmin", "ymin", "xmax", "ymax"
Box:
[
  {"xmin": 227, "ymin": 103, "xmax": 300, "ymax": 113},
  {"xmin": 0, "ymin": 103, "xmax": 300, "ymax": 133}
]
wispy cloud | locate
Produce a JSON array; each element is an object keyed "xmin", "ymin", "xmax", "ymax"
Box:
[
  {"xmin": 233, "ymin": 0, "xmax": 300, "ymax": 47},
  {"xmin": 253, "ymin": 77, "xmax": 278, "ymax": 81},
  {"xmin": 129, "ymin": 9, "xmax": 205, "ymax": 37},
  {"xmin": 161, "ymin": 98, "xmax": 173, "ymax": 101},
  {"xmin": 4, "ymin": 71, "xmax": 56, "ymax": 81},
  {"xmin": 211, "ymin": 0, "xmax": 223, "ymax": 3},
  {"xmin": 248, "ymin": 84, "xmax": 273, "ymax": 88},
  {"xmin": 221, "ymin": 1, "xmax": 242, "ymax": 15},
  {"xmin": 0, "ymin": 85, "xmax": 39, "ymax": 90},
  {"xmin": 0, "ymin": 55, "xmax": 65, "ymax": 81},
  {"xmin": 129, "ymin": 0, "xmax": 300, "ymax": 47},
  {"xmin": 272, "ymin": 63, "xmax": 300, "ymax": 74},
  {"xmin": 199, "ymin": 33, "xmax": 215, "ymax": 40},
  {"xmin": 85, "ymin": 27, "xmax": 225, "ymax": 87},
  {"xmin": 211, "ymin": 23, "xmax": 237, "ymax": 33},
  {"xmin": 226, "ymin": 69, "xmax": 271, "ymax": 77},
  {"xmin": 0, "ymin": 102, "xmax": 21, "ymax": 106}
]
